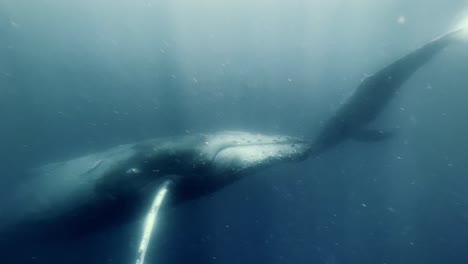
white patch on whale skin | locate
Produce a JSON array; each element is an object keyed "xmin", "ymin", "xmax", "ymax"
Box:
[
  {"xmin": 212, "ymin": 140, "xmax": 308, "ymax": 173},
  {"xmin": 215, "ymin": 144, "xmax": 300, "ymax": 164},
  {"xmin": 204, "ymin": 131, "xmax": 304, "ymax": 159},
  {"xmin": 126, "ymin": 167, "xmax": 141, "ymax": 174}
]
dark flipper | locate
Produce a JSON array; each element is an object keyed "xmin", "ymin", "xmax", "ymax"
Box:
[{"xmin": 351, "ymin": 129, "xmax": 394, "ymax": 142}]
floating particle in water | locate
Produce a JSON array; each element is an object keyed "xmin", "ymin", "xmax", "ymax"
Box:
[
  {"xmin": 10, "ymin": 20, "xmax": 20, "ymax": 28},
  {"xmin": 1, "ymin": 71, "xmax": 12, "ymax": 78},
  {"xmin": 397, "ymin": 16, "xmax": 406, "ymax": 24}
]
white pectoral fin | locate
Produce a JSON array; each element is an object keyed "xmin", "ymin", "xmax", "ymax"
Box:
[{"xmin": 135, "ymin": 179, "xmax": 173, "ymax": 264}]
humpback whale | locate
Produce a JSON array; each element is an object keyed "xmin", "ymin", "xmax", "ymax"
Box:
[
  {"xmin": 0, "ymin": 132, "xmax": 310, "ymax": 243},
  {"xmin": 0, "ymin": 28, "xmax": 465, "ymax": 261}
]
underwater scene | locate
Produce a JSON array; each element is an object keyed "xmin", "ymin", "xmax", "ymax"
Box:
[{"xmin": 1, "ymin": 0, "xmax": 468, "ymax": 263}]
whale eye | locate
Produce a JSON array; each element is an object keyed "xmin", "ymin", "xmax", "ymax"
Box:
[{"xmin": 126, "ymin": 168, "xmax": 141, "ymax": 174}]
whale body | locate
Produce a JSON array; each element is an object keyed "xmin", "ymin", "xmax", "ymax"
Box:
[{"xmin": 0, "ymin": 131, "xmax": 310, "ymax": 242}]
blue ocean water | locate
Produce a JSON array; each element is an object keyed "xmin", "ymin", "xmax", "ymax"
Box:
[{"xmin": 1, "ymin": 0, "xmax": 468, "ymax": 263}]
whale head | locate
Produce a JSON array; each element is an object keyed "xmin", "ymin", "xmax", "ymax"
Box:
[
  {"xmin": 204, "ymin": 131, "xmax": 310, "ymax": 175},
  {"xmin": 142, "ymin": 131, "xmax": 311, "ymax": 203},
  {"xmin": 142, "ymin": 131, "xmax": 311, "ymax": 177}
]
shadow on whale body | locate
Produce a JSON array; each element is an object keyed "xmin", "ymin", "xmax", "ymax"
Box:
[{"xmin": 0, "ymin": 28, "xmax": 466, "ymax": 261}]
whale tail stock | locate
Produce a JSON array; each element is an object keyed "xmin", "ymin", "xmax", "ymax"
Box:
[
  {"xmin": 357, "ymin": 27, "xmax": 465, "ymax": 103},
  {"xmin": 307, "ymin": 27, "xmax": 466, "ymax": 158}
]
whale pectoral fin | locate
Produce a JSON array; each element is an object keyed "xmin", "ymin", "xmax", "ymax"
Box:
[
  {"xmin": 135, "ymin": 179, "xmax": 173, "ymax": 264},
  {"xmin": 351, "ymin": 129, "xmax": 394, "ymax": 142}
]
